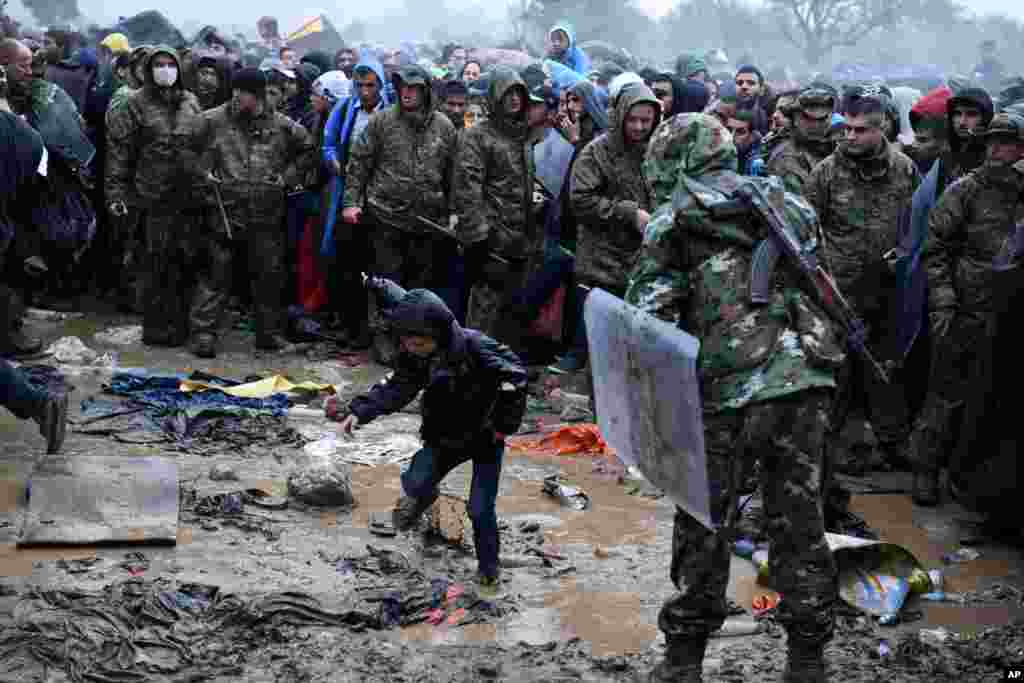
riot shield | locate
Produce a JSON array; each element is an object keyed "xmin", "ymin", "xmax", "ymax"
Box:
[{"xmin": 584, "ymin": 289, "xmax": 711, "ymax": 529}]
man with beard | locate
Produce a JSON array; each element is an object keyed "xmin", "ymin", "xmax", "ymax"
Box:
[
  {"xmin": 341, "ymin": 65, "xmax": 458, "ymax": 361},
  {"xmin": 911, "ymin": 112, "xmax": 1024, "ymax": 505},
  {"xmin": 906, "ymin": 86, "xmax": 953, "ymax": 175},
  {"xmin": 106, "ymin": 47, "xmax": 204, "ymax": 346},
  {"xmin": 806, "ymin": 89, "xmax": 920, "ymax": 470},
  {"xmin": 453, "ymin": 68, "xmax": 539, "ymax": 354},
  {"xmin": 935, "ymin": 88, "xmax": 993, "ymax": 195},
  {"xmin": 766, "ymin": 84, "xmax": 836, "ymax": 195},
  {"xmin": 192, "ymin": 56, "xmax": 233, "ymax": 111},
  {"xmin": 727, "ymin": 110, "xmax": 762, "ymax": 175},
  {"xmin": 734, "ymin": 64, "xmax": 769, "ymax": 134},
  {"xmin": 555, "ymin": 82, "xmax": 660, "ymax": 374},
  {"xmin": 629, "ymin": 113, "xmax": 840, "ymax": 683},
  {"xmin": 189, "ymin": 68, "xmax": 315, "ymax": 357}
]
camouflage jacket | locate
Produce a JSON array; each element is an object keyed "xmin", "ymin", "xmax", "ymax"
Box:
[
  {"xmin": 343, "ymin": 98, "xmax": 457, "ymax": 233},
  {"xmin": 194, "ymin": 99, "xmax": 315, "ymax": 226},
  {"xmin": 924, "ymin": 161, "xmax": 1024, "ymax": 326},
  {"xmin": 106, "ymin": 85, "xmax": 135, "ymax": 117},
  {"xmin": 806, "ymin": 140, "xmax": 920, "ymax": 293},
  {"xmin": 569, "ymin": 84, "xmax": 661, "ymax": 290},
  {"xmin": 105, "ymin": 49, "xmax": 203, "ymax": 207},
  {"xmin": 764, "ymin": 135, "xmax": 832, "ymax": 196},
  {"xmin": 626, "ymin": 113, "xmax": 843, "ymax": 415},
  {"xmin": 452, "ymin": 69, "xmax": 537, "ymax": 259}
]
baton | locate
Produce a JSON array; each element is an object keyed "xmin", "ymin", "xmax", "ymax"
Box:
[
  {"xmin": 211, "ymin": 181, "xmax": 233, "ymax": 240},
  {"xmin": 414, "ymin": 215, "xmax": 510, "ymax": 266}
]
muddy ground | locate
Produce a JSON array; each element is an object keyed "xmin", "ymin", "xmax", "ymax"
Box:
[{"xmin": 1, "ymin": 301, "xmax": 1023, "ymax": 682}]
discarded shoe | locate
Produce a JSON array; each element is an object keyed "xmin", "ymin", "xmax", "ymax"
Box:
[{"xmin": 34, "ymin": 390, "xmax": 69, "ymax": 454}]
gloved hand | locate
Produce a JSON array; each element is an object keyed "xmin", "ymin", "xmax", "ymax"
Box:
[{"xmin": 929, "ymin": 308, "xmax": 955, "ymax": 338}]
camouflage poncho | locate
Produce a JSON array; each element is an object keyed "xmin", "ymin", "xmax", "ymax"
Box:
[{"xmin": 626, "ymin": 113, "xmax": 843, "ymax": 413}]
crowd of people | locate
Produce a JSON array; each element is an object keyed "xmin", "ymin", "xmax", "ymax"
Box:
[{"xmin": 1, "ymin": 15, "xmax": 1022, "ymax": 683}]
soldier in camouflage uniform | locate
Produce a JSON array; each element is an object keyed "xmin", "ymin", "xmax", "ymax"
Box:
[
  {"xmin": 627, "ymin": 113, "xmax": 841, "ymax": 683},
  {"xmin": 911, "ymin": 112, "xmax": 1024, "ymax": 505},
  {"xmin": 453, "ymin": 68, "xmax": 538, "ymax": 353},
  {"xmin": 189, "ymin": 68, "xmax": 315, "ymax": 356},
  {"xmin": 342, "ymin": 65, "xmax": 458, "ymax": 360},
  {"xmin": 765, "ymin": 84, "xmax": 837, "ymax": 195},
  {"xmin": 106, "ymin": 46, "xmax": 204, "ymax": 347},
  {"xmin": 806, "ymin": 89, "xmax": 920, "ymax": 466}
]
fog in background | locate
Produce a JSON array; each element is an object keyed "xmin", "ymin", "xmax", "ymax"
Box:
[{"xmin": 5, "ymin": 0, "xmax": 1024, "ymax": 75}]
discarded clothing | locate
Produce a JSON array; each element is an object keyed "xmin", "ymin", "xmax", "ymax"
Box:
[{"xmin": 511, "ymin": 424, "xmax": 610, "ymax": 456}]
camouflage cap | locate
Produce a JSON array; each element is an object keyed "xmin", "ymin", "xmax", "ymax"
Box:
[{"xmin": 979, "ymin": 111, "xmax": 1024, "ymax": 141}]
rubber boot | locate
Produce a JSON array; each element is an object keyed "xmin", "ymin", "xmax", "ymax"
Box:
[
  {"xmin": 649, "ymin": 635, "xmax": 707, "ymax": 683},
  {"xmin": 33, "ymin": 391, "xmax": 69, "ymax": 454},
  {"xmin": 783, "ymin": 640, "xmax": 828, "ymax": 683}
]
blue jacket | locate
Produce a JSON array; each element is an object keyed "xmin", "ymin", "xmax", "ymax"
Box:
[
  {"xmin": 320, "ymin": 52, "xmax": 390, "ymax": 256},
  {"xmin": 548, "ymin": 22, "xmax": 591, "ymax": 76}
]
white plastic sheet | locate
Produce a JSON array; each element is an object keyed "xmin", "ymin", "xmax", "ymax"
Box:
[{"xmin": 584, "ymin": 289, "xmax": 712, "ymax": 529}]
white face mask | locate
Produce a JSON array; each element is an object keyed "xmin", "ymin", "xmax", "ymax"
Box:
[{"xmin": 153, "ymin": 65, "xmax": 178, "ymax": 87}]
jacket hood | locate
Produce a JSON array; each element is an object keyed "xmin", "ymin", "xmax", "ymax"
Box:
[
  {"xmin": 387, "ymin": 289, "xmax": 462, "ymax": 352},
  {"xmin": 643, "ymin": 112, "xmax": 738, "ymax": 204},
  {"xmin": 611, "ymin": 82, "xmax": 662, "ymax": 153},
  {"xmin": 947, "ymin": 87, "xmax": 994, "ymax": 154},
  {"xmin": 391, "ymin": 64, "xmax": 434, "ymax": 112},
  {"xmin": 550, "ymin": 22, "xmax": 576, "ymax": 51},
  {"xmin": 300, "ymin": 50, "xmax": 333, "ymax": 76},
  {"xmin": 548, "ymin": 22, "xmax": 590, "ymax": 74},
  {"xmin": 353, "ymin": 49, "xmax": 387, "ymax": 90},
  {"xmin": 143, "ymin": 46, "xmax": 184, "ymax": 91},
  {"xmin": 194, "ymin": 55, "xmax": 233, "ymax": 106},
  {"xmin": 486, "ymin": 67, "xmax": 529, "ymax": 133},
  {"xmin": 568, "ymin": 80, "xmax": 608, "ymax": 132}
]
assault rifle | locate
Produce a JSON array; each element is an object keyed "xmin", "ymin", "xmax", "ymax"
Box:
[{"xmin": 735, "ymin": 181, "xmax": 890, "ymax": 384}]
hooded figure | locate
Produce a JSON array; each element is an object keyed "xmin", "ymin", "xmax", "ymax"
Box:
[
  {"xmin": 675, "ymin": 52, "xmax": 708, "ymax": 82},
  {"xmin": 105, "ymin": 46, "xmax": 204, "ymax": 346},
  {"xmin": 452, "ymin": 68, "xmax": 539, "ymax": 351},
  {"xmin": 342, "ymin": 64, "xmax": 456, "ymax": 239},
  {"xmin": 547, "ymin": 22, "xmax": 590, "ymax": 76},
  {"xmin": 569, "ymin": 83, "xmax": 661, "ymax": 293},
  {"xmin": 192, "ymin": 55, "xmax": 233, "ymax": 111},
  {"xmin": 626, "ymin": 112, "xmax": 840, "ymax": 682},
  {"xmin": 343, "ymin": 287, "xmax": 527, "ymax": 584},
  {"xmin": 941, "ymin": 87, "xmax": 994, "ymax": 193},
  {"xmin": 657, "ymin": 74, "xmax": 709, "ymax": 118}
]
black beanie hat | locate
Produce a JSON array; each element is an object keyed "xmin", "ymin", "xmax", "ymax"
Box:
[
  {"xmin": 735, "ymin": 64, "xmax": 764, "ymax": 85},
  {"xmin": 233, "ymin": 67, "xmax": 267, "ymax": 97}
]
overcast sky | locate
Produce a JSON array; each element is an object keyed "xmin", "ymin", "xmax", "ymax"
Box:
[{"xmin": 6, "ymin": 0, "xmax": 1023, "ymax": 35}]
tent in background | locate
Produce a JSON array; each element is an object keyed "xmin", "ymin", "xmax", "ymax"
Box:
[{"xmin": 285, "ymin": 16, "xmax": 345, "ymax": 57}]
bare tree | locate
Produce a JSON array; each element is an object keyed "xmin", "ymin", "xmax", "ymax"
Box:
[{"xmin": 769, "ymin": 0, "xmax": 908, "ymax": 65}]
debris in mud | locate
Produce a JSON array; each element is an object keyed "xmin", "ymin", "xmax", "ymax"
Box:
[
  {"xmin": 943, "ymin": 547, "xmax": 981, "ymax": 564},
  {"xmin": 209, "ymin": 463, "xmax": 239, "ymax": 481},
  {"xmin": 57, "ymin": 557, "xmax": 103, "ymax": 574},
  {"xmin": 429, "ymin": 494, "xmax": 470, "ymax": 546},
  {"xmin": 94, "ymin": 325, "xmax": 143, "ymax": 346},
  {"xmin": 181, "ymin": 489, "xmax": 285, "ymax": 540},
  {"xmin": 288, "ymin": 447, "xmax": 354, "ymax": 507},
  {"xmin": 542, "ymin": 474, "xmax": 590, "ymax": 510},
  {"xmin": 120, "ymin": 552, "xmax": 149, "ymax": 575}
]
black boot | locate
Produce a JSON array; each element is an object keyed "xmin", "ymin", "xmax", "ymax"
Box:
[
  {"xmin": 784, "ymin": 639, "xmax": 828, "ymax": 683},
  {"xmin": 649, "ymin": 635, "xmax": 707, "ymax": 682}
]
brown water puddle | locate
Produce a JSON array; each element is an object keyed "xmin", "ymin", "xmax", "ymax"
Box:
[
  {"xmin": 400, "ymin": 577, "xmax": 656, "ymax": 656},
  {"xmin": 347, "ymin": 465, "xmax": 404, "ymax": 529}
]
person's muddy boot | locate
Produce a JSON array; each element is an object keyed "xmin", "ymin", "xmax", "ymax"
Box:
[
  {"xmin": 649, "ymin": 635, "xmax": 706, "ymax": 682},
  {"xmin": 189, "ymin": 333, "xmax": 217, "ymax": 359},
  {"xmin": 392, "ymin": 492, "xmax": 438, "ymax": 531},
  {"xmin": 33, "ymin": 390, "xmax": 69, "ymax": 454},
  {"xmin": 783, "ymin": 640, "xmax": 828, "ymax": 682},
  {"xmin": 912, "ymin": 468, "xmax": 940, "ymax": 507}
]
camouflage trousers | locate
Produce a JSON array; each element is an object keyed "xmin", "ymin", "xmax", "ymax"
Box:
[
  {"xmin": 190, "ymin": 215, "xmax": 286, "ymax": 343},
  {"xmin": 142, "ymin": 207, "xmax": 204, "ymax": 346},
  {"xmin": 909, "ymin": 316, "xmax": 986, "ymax": 472},
  {"xmin": 659, "ymin": 389, "xmax": 837, "ymax": 644},
  {"xmin": 466, "ymin": 252, "xmax": 540, "ymax": 353}
]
